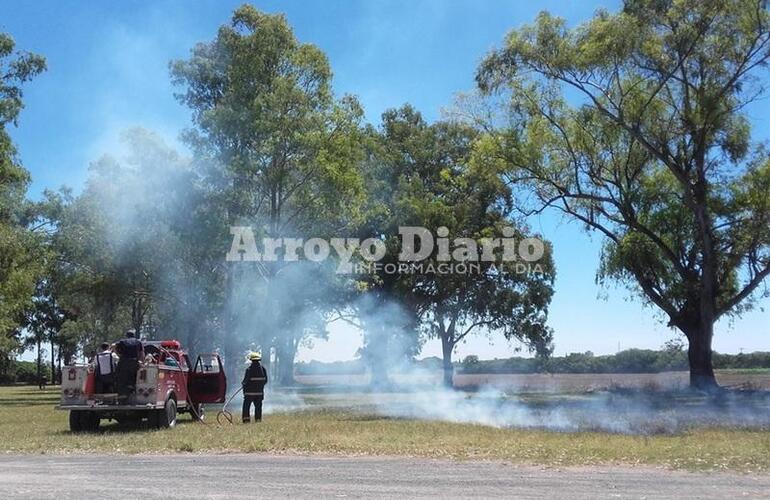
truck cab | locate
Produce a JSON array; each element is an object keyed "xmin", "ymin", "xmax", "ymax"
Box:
[{"xmin": 58, "ymin": 340, "xmax": 226, "ymax": 432}]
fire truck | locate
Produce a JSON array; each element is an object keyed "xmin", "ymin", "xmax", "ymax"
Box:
[{"xmin": 57, "ymin": 340, "xmax": 226, "ymax": 432}]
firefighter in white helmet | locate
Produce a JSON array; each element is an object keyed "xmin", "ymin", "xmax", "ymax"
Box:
[{"xmin": 242, "ymin": 352, "xmax": 268, "ymax": 422}]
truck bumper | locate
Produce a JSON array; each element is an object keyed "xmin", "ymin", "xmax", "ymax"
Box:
[{"xmin": 57, "ymin": 403, "xmax": 163, "ymax": 411}]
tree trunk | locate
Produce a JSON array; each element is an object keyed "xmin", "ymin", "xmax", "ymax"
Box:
[
  {"xmin": 131, "ymin": 294, "xmax": 144, "ymax": 338},
  {"xmin": 682, "ymin": 320, "xmax": 718, "ymax": 390},
  {"xmin": 440, "ymin": 336, "xmax": 454, "ymax": 388},
  {"xmin": 50, "ymin": 339, "xmax": 56, "ymax": 385},
  {"xmin": 36, "ymin": 339, "xmax": 42, "ymax": 389},
  {"xmin": 222, "ymin": 266, "xmax": 238, "ymax": 385},
  {"xmin": 277, "ymin": 355, "xmax": 294, "ymax": 386},
  {"xmin": 275, "ymin": 336, "xmax": 297, "ymax": 386},
  {"xmin": 366, "ymin": 324, "xmax": 390, "ymax": 388},
  {"xmin": 188, "ymin": 319, "xmax": 201, "ymax": 355},
  {"xmin": 690, "ymin": 175, "xmax": 718, "ymax": 391}
]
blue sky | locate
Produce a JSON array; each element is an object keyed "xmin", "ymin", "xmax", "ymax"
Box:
[{"xmin": 2, "ymin": 0, "xmax": 767, "ymax": 361}]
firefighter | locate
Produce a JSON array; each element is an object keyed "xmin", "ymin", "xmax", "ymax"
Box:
[
  {"xmin": 115, "ymin": 329, "xmax": 144, "ymax": 400},
  {"xmin": 93, "ymin": 342, "xmax": 118, "ymax": 394},
  {"xmin": 242, "ymin": 352, "xmax": 268, "ymax": 423}
]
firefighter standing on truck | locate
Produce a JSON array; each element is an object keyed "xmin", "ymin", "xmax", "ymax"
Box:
[
  {"xmin": 115, "ymin": 329, "xmax": 144, "ymax": 400},
  {"xmin": 93, "ymin": 342, "xmax": 118, "ymax": 394},
  {"xmin": 242, "ymin": 352, "xmax": 268, "ymax": 422}
]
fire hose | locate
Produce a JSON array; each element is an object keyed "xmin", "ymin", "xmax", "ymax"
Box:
[
  {"xmin": 215, "ymin": 387, "xmax": 242, "ymax": 425},
  {"xmin": 184, "ymin": 386, "xmax": 242, "ymax": 425},
  {"xmin": 152, "ymin": 345, "xmax": 242, "ymax": 426}
]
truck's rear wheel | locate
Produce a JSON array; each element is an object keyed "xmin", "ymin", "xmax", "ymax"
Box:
[
  {"xmin": 85, "ymin": 413, "xmax": 101, "ymax": 432},
  {"xmin": 70, "ymin": 411, "xmax": 100, "ymax": 432},
  {"xmin": 154, "ymin": 398, "xmax": 177, "ymax": 429},
  {"xmin": 69, "ymin": 411, "xmax": 83, "ymax": 432}
]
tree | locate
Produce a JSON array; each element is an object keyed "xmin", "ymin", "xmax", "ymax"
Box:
[
  {"xmin": 348, "ymin": 106, "xmax": 555, "ymax": 386},
  {"xmin": 0, "ymin": 33, "xmax": 46, "ymax": 375},
  {"xmin": 45, "ymin": 129, "xmax": 222, "ymax": 357},
  {"xmin": 267, "ymin": 261, "xmax": 343, "ymax": 385},
  {"xmin": 41, "ymin": 184, "xmax": 135, "ymax": 355},
  {"xmin": 477, "ymin": 0, "xmax": 770, "ymax": 389},
  {"xmin": 421, "ymin": 232, "xmax": 555, "ymax": 387},
  {"xmin": 376, "ymin": 106, "xmax": 555, "ymax": 386},
  {"xmin": 171, "ymin": 5, "xmax": 366, "ymax": 381},
  {"xmin": 24, "ymin": 280, "xmax": 69, "ymax": 385},
  {"xmin": 344, "ymin": 108, "xmax": 434, "ymax": 386}
]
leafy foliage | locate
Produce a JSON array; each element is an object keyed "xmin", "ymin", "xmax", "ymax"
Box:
[
  {"xmin": 361, "ymin": 105, "xmax": 555, "ymax": 384},
  {"xmin": 477, "ymin": 0, "xmax": 770, "ymax": 387},
  {"xmin": 170, "ymin": 6, "xmax": 368, "ymax": 380},
  {"xmin": 0, "ymin": 33, "xmax": 45, "ymax": 374}
]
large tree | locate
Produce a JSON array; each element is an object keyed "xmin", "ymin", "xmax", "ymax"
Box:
[
  {"xmin": 353, "ymin": 105, "xmax": 555, "ymax": 386},
  {"xmin": 477, "ymin": 0, "xmax": 770, "ymax": 388},
  {"xmin": 171, "ymin": 5, "xmax": 366, "ymax": 380},
  {"xmin": 0, "ymin": 33, "xmax": 46, "ymax": 373},
  {"xmin": 378, "ymin": 106, "xmax": 555, "ymax": 386},
  {"xmin": 45, "ymin": 129, "xmax": 217, "ymax": 357}
]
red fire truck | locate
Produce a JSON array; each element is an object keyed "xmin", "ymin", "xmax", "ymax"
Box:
[{"xmin": 57, "ymin": 340, "xmax": 226, "ymax": 431}]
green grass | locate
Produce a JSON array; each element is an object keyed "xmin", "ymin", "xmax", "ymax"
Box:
[{"xmin": 2, "ymin": 385, "xmax": 770, "ymax": 472}]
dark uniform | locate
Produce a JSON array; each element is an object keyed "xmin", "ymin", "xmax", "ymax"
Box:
[
  {"xmin": 115, "ymin": 331, "xmax": 143, "ymax": 400},
  {"xmin": 242, "ymin": 361, "xmax": 268, "ymax": 422}
]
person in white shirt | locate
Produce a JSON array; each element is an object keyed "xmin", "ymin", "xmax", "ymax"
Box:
[{"xmin": 93, "ymin": 342, "xmax": 118, "ymax": 394}]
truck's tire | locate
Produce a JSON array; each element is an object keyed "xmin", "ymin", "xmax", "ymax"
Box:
[
  {"xmin": 84, "ymin": 413, "xmax": 101, "ymax": 432},
  {"xmin": 70, "ymin": 411, "xmax": 100, "ymax": 432},
  {"xmin": 155, "ymin": 398, "xmax": 177, "ymax": 429},
  {"xmin": 69, "ymin": 411, "xmax": 83, "ymax": 432}
]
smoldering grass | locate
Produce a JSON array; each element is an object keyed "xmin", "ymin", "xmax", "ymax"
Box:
[
  {"xmin": 5, "ymin": 386, "xmax": 770, "ymax": 472},
  {"xmin": 249, "ymin": 382, "xmax": 770, "ymax": 436}
]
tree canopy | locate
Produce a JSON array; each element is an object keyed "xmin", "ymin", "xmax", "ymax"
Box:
[
  {"xmin": 0, "ymin": 33, "xmax": 45, "ymax": 370},
  {"xmin": 363, "ymin": 105, "xmax": 555, "ymax": 385},
  {"xmin": 477, "ymin": 0, "xmax": 770, "ymax": 388}
]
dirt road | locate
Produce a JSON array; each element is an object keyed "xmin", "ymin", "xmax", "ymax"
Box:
[{"xmin": 1, "ymin": 454, "xmax": 767, "ymax": 499}]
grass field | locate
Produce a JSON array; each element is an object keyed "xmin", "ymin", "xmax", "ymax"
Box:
[{"xmin": 2, "ymin": 385, "xmax": 770, "ymax": 472}]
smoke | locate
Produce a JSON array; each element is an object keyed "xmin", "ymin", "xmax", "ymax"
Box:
[
  {"xmin": 70, "ymin": 129, "xmax": 770, "ymax": 436},
  {"xmin": 244, "ymin": 382, "xmax": 770, "ymax": 435},
  {"xmin": 55, "ymin": 128, "xmax": 214, "ymax": 352},
  {"xmin": 246, "ymin": 294, "xmax": 770, "ymax": 436},
  {"xmin": 237, "ymin": 283, "xmax": 770, "ymax": 435},
  {"xmin": 367, "ymin": 386, "xmax": 770, "ymax": 434},
  {"xmin": 67, "ymin": 128, "xmax": 335, "ymax": 365}
]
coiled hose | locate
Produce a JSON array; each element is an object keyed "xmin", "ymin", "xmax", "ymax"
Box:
[
  {"xmin": 184, "ymin": 387, "xmax": 242, "ymax": 425},
  {"xmin": 215, "ymin": 387, "xmax": 243, "ymax": 425}
]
